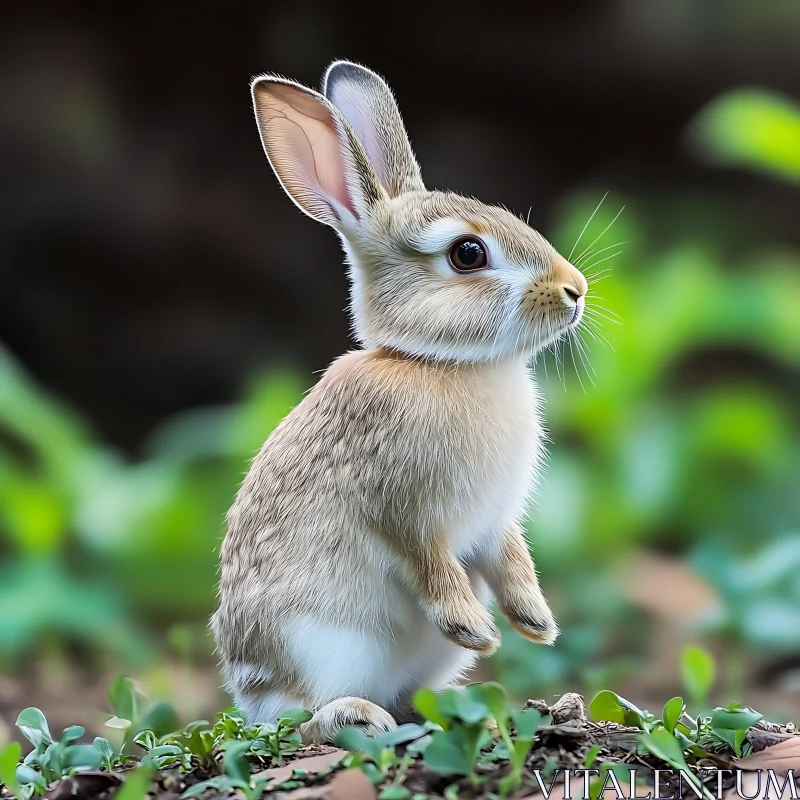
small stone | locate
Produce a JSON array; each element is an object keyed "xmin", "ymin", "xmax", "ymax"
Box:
[
  {"xmin": 525, "ymin": 698, "xmax": 550, "ymax": 715},
  {"xmin": 550, "ymin": 693, "xmax": 586, "ymax": 724}
]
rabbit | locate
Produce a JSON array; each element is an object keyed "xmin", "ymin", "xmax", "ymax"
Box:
[{"xmin": 211, "ymin": 60, "xmax": 588, "ymax": 745}]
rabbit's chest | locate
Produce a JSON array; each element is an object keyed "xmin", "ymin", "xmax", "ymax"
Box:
[
  {"xmin": 387, "ymin": 360, "xmax": 545, "ymax": 548},
  {"xmin": 439, "ymin": 383, "xmax": 543, "ymax": 549}
]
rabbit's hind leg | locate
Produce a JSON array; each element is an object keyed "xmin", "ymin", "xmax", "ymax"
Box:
[
  {"xmin": 299, "ymin": 696, "xmax": 397, "ymax": 744},
  {"xmin": 234, "ymin": 686, "xmax": 304, "ymax": 725}
]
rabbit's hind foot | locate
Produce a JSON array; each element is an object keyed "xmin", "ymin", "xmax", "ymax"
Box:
[{"xmin": 299, "ymin": 696, "xmax": 397, "ymax": 744}]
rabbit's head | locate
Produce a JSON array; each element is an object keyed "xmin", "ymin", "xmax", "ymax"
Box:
[{"xmin": 252, "ymin": 61, "xmax": 587, "ymax": 361}]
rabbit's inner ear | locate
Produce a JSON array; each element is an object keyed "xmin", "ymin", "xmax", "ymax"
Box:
[
  {"xmin": 323, "ymin": 61, "xmax": 425, "ymax": 199},
  {"xmin": 251, "ymin": 77, "xmax": 384, "ymax": 227}
]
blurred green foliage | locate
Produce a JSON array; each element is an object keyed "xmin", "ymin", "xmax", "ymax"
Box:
[
  {"xmin": 0, "ymin": 87, "xmax": 798, "ymax": 704},
  {"xmin": 689, "ymin": 89, "xmax": 800, "ymax": 183},
  {"xmin": 0, "ymin": 347, "xmax": 304, "ymax": 670}
]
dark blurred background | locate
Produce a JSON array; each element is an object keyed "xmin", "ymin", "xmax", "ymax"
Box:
[{"xmin": 1, "ymin": 0, "xmax": 799, "ymax": 738}]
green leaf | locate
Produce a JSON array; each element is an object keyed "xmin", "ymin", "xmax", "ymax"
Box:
[
  {"xmin": 62, "ymin": 744, "xmax": 103, "ymax": 772},
  {"xmin": 114, "ymin": 766, "xmax": 155, "ymax": 800},
  {"xmin": 15, "ymin": 763, "xmax": 47, "ymax": 793},
  {"xmin": 142, "ymin": 745, "xmax": 184, "ymax": 767},
  {"xmin": 589, "ymin": 691, "xmax": 648, "ymax": 728},
  {"xmin": 171, "ymin": 720, "xmax": 212, "ymax": 760},
  {"xmin": 220, "ymin": 740, "xmax": 252, "ymax": 784},
  {"xmin": 335, "ymin": 727, "xmax": 381, "ymax": 762},
  {"xmin": 709, "ymin": 707, "xmax": 762, "ymax": 756},
  {"xmin": 584, "ymin": 744, "xmax": 603, "ymax": 768},
  {"xmin": 711, "ymin": 726, "xmax": 740, "ymax": 756},
  {"xmin": 277, "ymin": 708, "xmax": 313, "ymax": 729},
  {"xmin": 663, "ymin": 697, "xmax": 685, "ymax": 734},
  {"xmin": 412, "ymin": 688, "xmax": 448, "ymax": 730},
  {"xmin": 424, "ymin": 730, "xmax": 474, "ymax": 777},
  {"xmin": 376, "ymin": 723, "xmax": 427, "ymax": 748},
  {"xmin": 405, "ymin": 734, "xmax": 432, "ymax": 756},
  {"xmin": 681, "ymin": 646, "xmax": 715, "ymax": 705},
  {"xmin": 379, "ymin": 787, "xmax": 412, "ymax": 799},
  {"xmin": 465, "ymin": 682, "xmax": 508, "ymax": 728},
  {"xmin": 16, "ymin": 708, "xmax": 53, "ymax": 748},
  {"xmin": 61, "ymin": 725, "xmax": 85, "ymax": 744},
  {"xmin": 105, "ymin": 716, "xmax": 132, "ymax": 730},
  {"xmin": 709, "ymin": 707, "xmax": 762, "ymax": 731},
  {"xmin": 438, "ymin": 688, "xmax": 489, "ymax": 725},
  {"xmin": 360, "ymin": 762, "xmax": 383, "ymax": 784},
  {"xmin": 639, "ymin": 729, "xmax": 689, "ymax": 771},
  {"xmin": 443, "ymin": 783, "xmax": 460, "ymax": 800},
  {"xmin": 675, "ymin": 730, "xmax": 708, "ymax": 759},
  {"xmin": 512, "ymin": 708, "xmax": 542, "ymax": 740},
  {"xmin": 181, "ymin": 776, "xmax": 239, "ymax": 799},
  {"xmin": 39, "ymin": 741, "xmax": 64, "ymax": 783},
  {"xmin": 590, "ymin": 690, "xmax": 623, "ymax": 723},
  {"xmin": 92, "ymin": 737, "xmax": 115, "ymax": 770},
  {"xmin": 108, "ymin": 676, "xmax": 141, "ymax": 725},
  {"xmin": 0, "ymin": 741, "xmax": 22, "ymax": 797}
]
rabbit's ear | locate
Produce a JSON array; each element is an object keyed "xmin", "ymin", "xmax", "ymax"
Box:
[
  {"xmin": 322, "ymin": 61, "xmax": 425, "ymax": 198},
  {"xmin": 251, "ymin": 75, "xmax": 386, "ymax": 227}
]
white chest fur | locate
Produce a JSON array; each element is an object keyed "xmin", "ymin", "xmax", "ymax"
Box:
[
  {"xmin": 429, "ymin": 359, "xmax": 545, "ymax": 554},
  {"xmin": 336, "ymin": 353, "xmax": 546, "ymax": 553}
]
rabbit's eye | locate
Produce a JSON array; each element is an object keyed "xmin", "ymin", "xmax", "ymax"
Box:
[{"xmin": 449, "ymin": 237, "xmax": 488, "ymax": 272}]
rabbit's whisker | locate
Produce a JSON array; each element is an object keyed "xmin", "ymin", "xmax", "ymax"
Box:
[
  {"xmin": 582, "ymin": 316, "xmax": 615, "ymax": 348},
  {"xmin": 568, "ymin": 191, "xmax": 608, "ymax": 261},
  {"xmin": 557, "ymin": 336, "xmax": 567, "ymax": 391},
  {"xmin": 581, "ymin": 322, "xmax": 604, "ymax": 344},
  {"xmin": 584, "ymin": 308, "xmax": 621, "ymax": 326},
  {"xmin": 574, "ymin": 331, "xmax": 597, "ymax": 377},
  {"xmin": 585, "ymin": 268, "xmax": 614, "ymax": 283},
  {"xmin": 570, "ymin": 331, "xmax": 596, "ymax": 386},
  {"xmin": 573, "ymin": 205, "xmax": 626, "ymax": 265},
  {"xmin": 574, "ymin": 241, "xmax": 627, "ymax": 268},
  {"xmin": 580, "ymin": 250, "xmax": 622, "ymax": 274},
  {"xmin": 585, "ymin": 301, "xmax": 621, "ymax": 320},
  {"xmin": 567, "ymin": 335, "xmax": 588, "ymax": 393}
]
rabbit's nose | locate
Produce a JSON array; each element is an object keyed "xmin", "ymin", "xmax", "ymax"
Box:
[
  {"xmin": 562, "ymin": 285, "xmax": 582, "ymax": 303},
  {"xmin": 552, "ymin": 257, "xmax": 588, "ymax": 302}
]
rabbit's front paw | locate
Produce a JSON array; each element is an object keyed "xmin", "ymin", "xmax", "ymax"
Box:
[
  {"xmin": 431, "ymin": 602, "xmax": 501, "ymax": 654},
  {"xmin": 503, "ymin": 595, "xmax": 559, "ymax": 645}
]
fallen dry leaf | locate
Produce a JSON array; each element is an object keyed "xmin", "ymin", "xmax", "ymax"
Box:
[
  {"xmin": 284, "ymin": 787, "xmax": 331, "ymax": 800},
  {"xmin": 722, "ymin": 738, "xmax": 800, "ymax": 800},
  {"xmin": 739, "ymin": 736, "xmax": 800, "ymax": 772},
  {"xmin": 748, "ymin": 727, "xmax": 797, "ymax": 753},
  {"xmin": 724, "ymin": 772, "xmax": 798, "ymax": 800},
  {"xmin": 257, "ymin": 748, "xmax": 347, "ymax": 784},
  {"xmin": 328, "ymin": 768, "xmax": 376, "ymax": 800}
]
